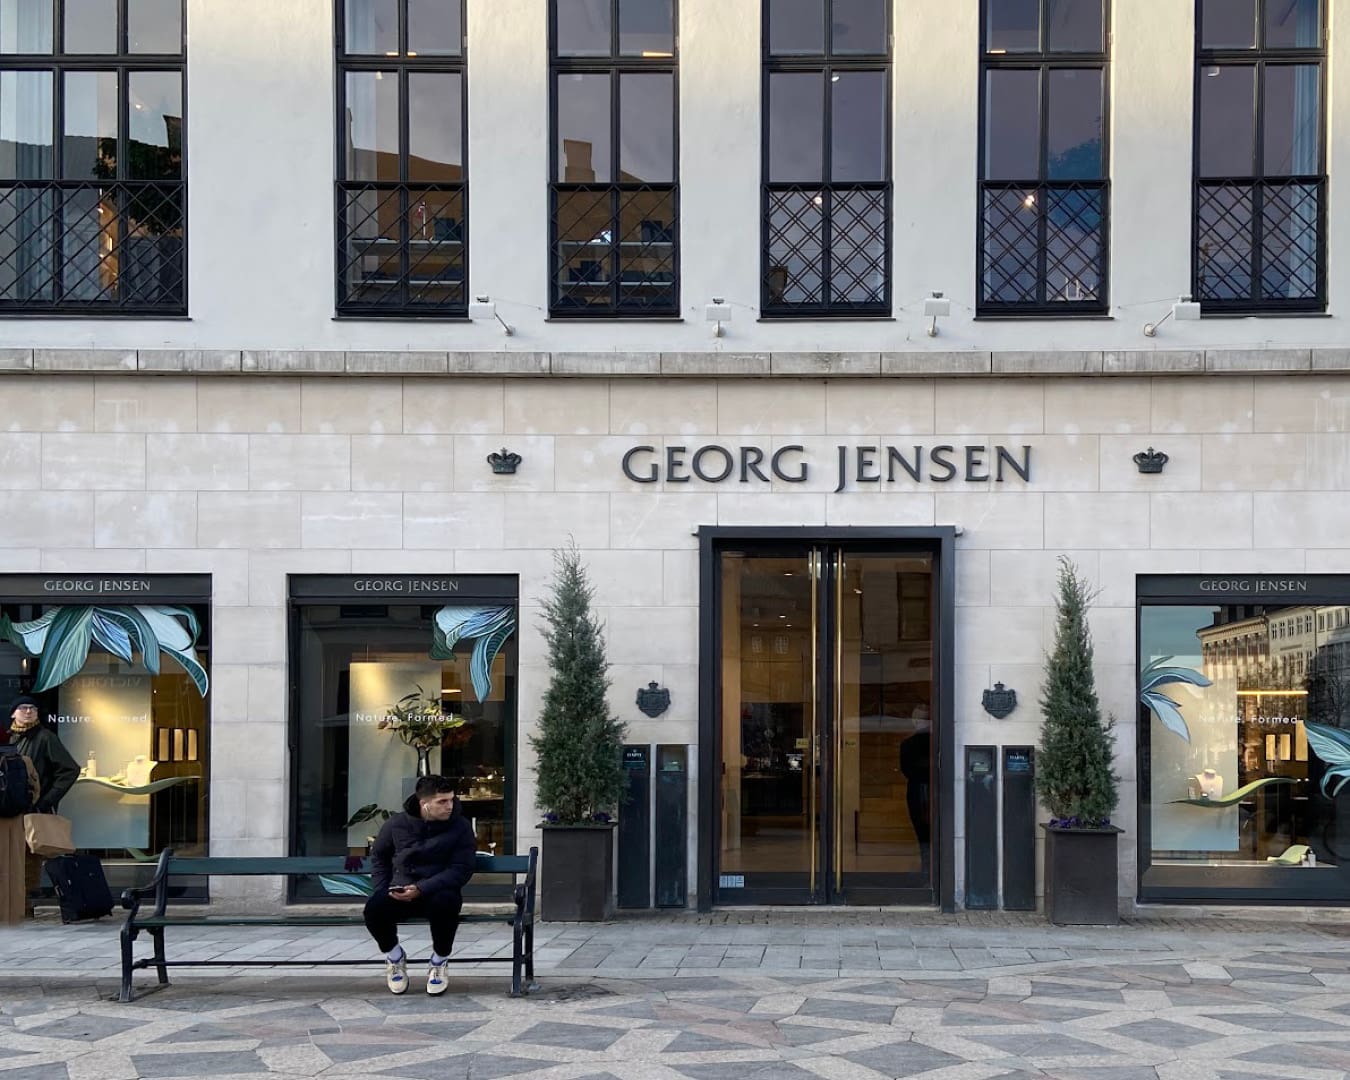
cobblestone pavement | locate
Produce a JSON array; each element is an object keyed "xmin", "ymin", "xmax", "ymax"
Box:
[{"xmin": 4, "ymin": 911, "xmax": 1350, "ymax": 1078}]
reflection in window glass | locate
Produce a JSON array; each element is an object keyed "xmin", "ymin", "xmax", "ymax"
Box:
[
  {"xmin": 62, "ymin": 70, "xmax": 117, "ymax": 179},
  {"xmin": 1045, "ymin": 0, "xmax": 1103, "ymax": 52},
  {"xmin": 291, "ymin": 603, "xmax": 516, "ymax": 900},
  {"xmin": 409, "ymin": 72, "xmax": 463, "ymax": 181},
  {"xmin": 0, "ymin": 600, "xmax": 211, "ymax": 899},
  {"xmin": 346, "ymin": 0, "xmax": 398, "ymax": 54},
  {"xmin": 0, "ymin": 0, "xmax": 53, "ymax": 53},
  {"xmin": 127, "ymin": 71, "xmax": 182, "ymax": 179},
  {"xmin": 830, "ymin": 70, "xmax": 885, "ymax": 182},
  {"xmin": 768, "ymin": 71, "xmax": 823, "ymax": 182},
  {"xmin": 64, "ymin": 0, "xmax": 117, "ymax": 53},
  {"xmin": 128, "ymin": 0, "xmax": 182, "ymax": 53},
  {"xmin": 1046, "ymin": 68, "xmax": 1102, "ymax": 179},
  {"xmin": 408, "ymin": 0, "xmax": 462, "ymax": 55},
  {"xmin": 1198, "ymin": 64, "xmax": 1255, "ymax": 177},
  {"xmin": 1201, "ymin": 0, "xmax": 1256, "ymax": 49},
  {"xmin": 556, "ymin": 0, "xmax": 612, "ymax": 56},
  {"xmin": 830, "ymin": 0, "xmax": 885, "ymax": 54},
  {"xmin": 345, "ymin": 71, "xmax": 400, "ymax": 182},
  {"xmin": 1142, "ymin": 601, "xmax": 1350, "ymax": 880},
  {"xmin": 619, "ymin": 0, "xmax": 673, "ymax": 56},
  {"xmin": 986, "ymin": 0, "xmax": 1039, "ymax": 53},
  {"xmin": 1264, "ymin": 0, "xmax": 1320, "ymax": 49},
  {"xmin": 1263, "ymin": 64, "xmax": 1319, "ymax": 175},
  {"xmin": 619, "ymin": 72, "xmax": 672, "ymax": 182},
  {"xmin": 768, "ymin": 0, "xmax": 824, "ymax": 55},
  {"xmin": 557, "ymin": 72, "xmax": 611, "ymax": 182},
  {"xmin": 0, "ymin": 70, "xmax": 53, "ymax": 178},
  {"xmin": 983, "ymin": 68, "xmax": 1039, "ymax": 180}
]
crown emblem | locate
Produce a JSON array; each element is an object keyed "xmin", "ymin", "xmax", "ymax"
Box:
[
  {"xmin": 1132, "ymin": 447, "xmax": 1169, "ymax": 474},
  {"xmin": 982, "ymin": 682, "xmax": 1017, "ymax": 719},
  {"xmin": 487, "ymin": 448, "xmax": 522, "ymax": 475}
]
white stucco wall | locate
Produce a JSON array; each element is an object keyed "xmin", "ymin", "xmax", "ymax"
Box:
[{"xmin": 0, "ymin": 0, "xmax": 1345, "ymax": 353}]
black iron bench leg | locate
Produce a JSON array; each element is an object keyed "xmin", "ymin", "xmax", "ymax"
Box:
[
  {"xmin": 510, "ymin": 924, "xmax": 523, "ymax": 998},
  {"xmin": 119, "ymin": 927, "xmax": 138, "ymax": 1003},
  {"xmin": 524, "ymin": 924, "xmax": 538, "ymax": 991},
  {"xmin": 151, "ymin": 928, "xmax": 169, "ymax": 985}
]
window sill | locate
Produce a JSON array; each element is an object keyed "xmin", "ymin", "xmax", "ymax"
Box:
[
  {"xmin": 1200, "ymin": 311, "xmax": 1331, "ymax": 320},
  {"xmin": 974, "ymin": 314, "xmax": 1113, "ymax": 321},
  {"xmin": 332, "ymin": 315, "xmax": 470, "ymax": 323},
  {"xmin": 757, "ymin": 316, "xmax": 896, "ymax": 323},
  {"xmin": 0, "ymin": 313, "xmax": 190, "ymax": 321},
  {"xmin": 545, "ymin": 316, "xmax": 685, "ymax": 323}
]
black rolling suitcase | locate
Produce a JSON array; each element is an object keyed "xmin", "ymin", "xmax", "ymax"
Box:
[{"xmin": 45, "ymin": 853, "xmax": 115, "ymax": 923}]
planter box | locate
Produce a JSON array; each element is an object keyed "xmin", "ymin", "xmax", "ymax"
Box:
[
  {"xmin": 540, "ymin": 824, "xmax": 615, "ymax": 921},
  {"xmin": 1041, "ymin": 824, "xmax": 1121, "ymax": 926}
]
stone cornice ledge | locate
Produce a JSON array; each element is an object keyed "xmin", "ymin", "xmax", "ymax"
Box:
[{"xmin": 0, "ymin": 347, "xmax": 1341, "ymax": 376}]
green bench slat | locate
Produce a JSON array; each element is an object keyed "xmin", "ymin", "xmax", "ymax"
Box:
[
  {"xmin": 134, "ymin": 912, "xmax": 513, "ymax": 927},
  {"xmin": 161, "ymin": 855, "xmax": 529, "ymax": 876}
]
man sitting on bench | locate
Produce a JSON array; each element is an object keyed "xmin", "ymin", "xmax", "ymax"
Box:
[{"xmin": 364, "ymin": 775, "xmax": 476, "ymax": 996}]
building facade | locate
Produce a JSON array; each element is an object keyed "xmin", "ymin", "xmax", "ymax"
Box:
[{"xmin": 2, "ymin": 0, "xmax": 1350, "ymax": 913}]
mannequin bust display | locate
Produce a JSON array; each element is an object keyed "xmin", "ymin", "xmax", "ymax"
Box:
[{"xmin": 1197, "ymin": 768, "xmax": 1224, "ymax": 800}]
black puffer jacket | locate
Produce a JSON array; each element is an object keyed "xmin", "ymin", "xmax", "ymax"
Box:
[
  {"xmin": 12, "ymin": 724, "xmax": 79, "ymax": 813},
  {"xmin": 369, "ymin": 792, "xmax": 477, "ymax": 899}
]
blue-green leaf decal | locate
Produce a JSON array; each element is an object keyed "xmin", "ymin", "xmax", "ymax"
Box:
[
  {"xmin": 1, "ymin": 604, "xmax": 208, "ymax": 696},
  {"xmin": 1139, "ymin": 656, "xmax": 1213, "ymax": 744},
  {"xmin": 431, "ymin": 605, "xmax": 516, "ymax": 702},
  {"xmin": 317, "ymin": 874, "xmax": 374, "ymax": 898},
  {"xmin": 1305, "ymin": 722, "xmax": 1350, "ymax": 798}
]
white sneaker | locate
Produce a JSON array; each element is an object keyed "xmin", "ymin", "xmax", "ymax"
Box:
[
  {"xmin": 385, "ymin": 956, "xmax": 408, "ymax": 994},
  {"xmin": 426, "ymin": 961, "xmax": 449, "ymax": 995}
]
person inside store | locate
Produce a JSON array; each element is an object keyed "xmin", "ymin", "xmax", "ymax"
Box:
[
  {"xmin": 7, "ymin": 694, "xmax": 79, "ymax": 917},
  {"xmin": 900, "ymin": 706, "xmax": 932, "ymax": 879},
  {"xmin": 363, "ymin": 774, "xmax": 477, "ymax": 996}
]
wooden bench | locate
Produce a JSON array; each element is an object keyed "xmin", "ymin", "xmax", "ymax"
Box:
[{"xmin": 119, "ymin": 848, "xmax": 537, "ymax": 1003}]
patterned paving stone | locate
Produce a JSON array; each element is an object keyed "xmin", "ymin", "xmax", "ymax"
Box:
[
  {"xmin": 842, "ymin": 1041, "xmax": 966, "ymax": 1076},
  {"xmin": 1111, "ymin": 1019, "xmax": 1224, "ymax": 1047},
  {"xmin": 130, "ymin": 1051, "xmax": 267, "ymax": 1076}
]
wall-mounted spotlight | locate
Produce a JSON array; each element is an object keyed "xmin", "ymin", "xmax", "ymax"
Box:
[
  {"xmin": 469, "ymin": 295, "xmax": 514, "ymax": 336},
  {"xmin": 706, "ymin": 297, "xmax": 732, "ymax": 338},
  {"xmin": 1143, "ymin": 295, "xmax": 1201, "ymax": 337},
  {"xmin": 924, "ymin": 291, "xmax": 951, "ymax": 337}
]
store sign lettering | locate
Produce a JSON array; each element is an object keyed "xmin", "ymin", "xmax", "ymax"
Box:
[
  {"xmin": 352, "ymin": 578, "xmax": 460, "ymax": 593},
  {"xmin": 621, "ymin": 444, "xmax": 1033, "ymax": 491},
  {"xmin": 1199, "ymin": 579, "xmax": 1308, "ymax": 593},
  {"xmin": 42, "ymin": 578, "xmax": 152, "ymax": 593}
]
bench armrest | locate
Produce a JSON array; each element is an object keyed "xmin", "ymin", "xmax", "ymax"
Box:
[{"xmin": 121, "ymin": 849, "xmax": 174, "ymax": 918}]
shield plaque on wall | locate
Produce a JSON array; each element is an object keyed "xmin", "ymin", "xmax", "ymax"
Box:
[
  {"xmin": 636, "ymin": 681, "xmax": 671, "ymax": 718},
  {"xmin": 982, "ymin": 682, "xmax": 1017, "ymax": 719}
]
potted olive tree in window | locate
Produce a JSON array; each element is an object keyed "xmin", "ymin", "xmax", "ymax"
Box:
[
  {"xmin": 1037, "ymin": 557, "xmax": 1121, "ymax": 925},
  {"xmin": 530, "ymin": 544, "xmax": 626, "ymax": 921}
]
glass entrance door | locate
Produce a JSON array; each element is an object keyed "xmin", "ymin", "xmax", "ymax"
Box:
[{"xmin": 715, "ymin": 545, "xmax": 937, "ymax": 905}]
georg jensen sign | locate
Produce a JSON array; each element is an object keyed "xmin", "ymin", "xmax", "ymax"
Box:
[{"xmin": 621, "ymin": 443, "xmax": 1033, "ymax": 492}]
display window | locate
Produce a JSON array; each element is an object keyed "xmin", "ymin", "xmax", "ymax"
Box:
[
  {"xmin": 289, "ymin": 575, "xmax": 518, "ymax": 902},
  {"xmin": 1139, "ymin": 575, "xmax": 1350, "ymax": 903},
  {"xmin": 0, "ymin": 575, "xmax": 211, "ymax": 898}
]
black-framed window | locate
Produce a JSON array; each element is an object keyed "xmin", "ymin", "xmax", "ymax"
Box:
[
  {"xmin": 761, "ymin": 0, "xmax": 890, "ymax": 318},
  {"xmin": 549, "ymin": 0, "xmax": 678, "ymax": 318},
  {"xmin": 336, "ymin": 0, "xmax": 467, "ymax": 317},
  {"xmin": 289, "ymin": 577, "xmax": 519, "ymax": 903},
  {"xmin": 0, "ymin": 574, "xmax": 211, "ymax": 902},
  {"xmin": 978, "ymin": 0, "xmax": 1108, "ymax": 315},
  {"xmin": 1138, "ymin": 575, "xmax": 1350, "ymax": 905},
  {"xmin": 0, "ymin": 0, "xmax": 185, "ymax": 315},
  {"xmin": 1194, "ymin": 0, "xmax": 1325, "ymax": 313}
]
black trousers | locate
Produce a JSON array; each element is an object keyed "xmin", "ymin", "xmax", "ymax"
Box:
[{"xmin": 363, "ymin": 888, "xmax": 462, "ymax": 957}]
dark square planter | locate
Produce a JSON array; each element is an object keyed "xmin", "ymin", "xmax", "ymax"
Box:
[
  {"xmin": 1041, "ymin": 824, "xmax": 1121, "ymax": 926},
  {"xmin": 540, "ymin": 824, "xmax": 615, "ymax": 921}
]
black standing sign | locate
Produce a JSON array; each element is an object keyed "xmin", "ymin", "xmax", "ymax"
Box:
[
  {"xmin": 654, "ymin": 745, "xmax": 687, "ymax": 908},
  {"xmin": 1001, "ymin": 746, "xmax": 1036, "ymax": 911},
  {"xmin": 618, "ymin": 745, "xmax": 652, "ymax": 909},
  {"xmin": 964, "ymin": 745, "xmax": 998, "ymax": 910}
]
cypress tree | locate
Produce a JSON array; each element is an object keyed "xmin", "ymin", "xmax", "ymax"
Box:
[
  {"xmin": 530, "ymin": 544, "xmax": 627, "ymax": 825},
  {"xmin": 1036, "ymin": 557, "xmax": 1119, "ymax": 827}
]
